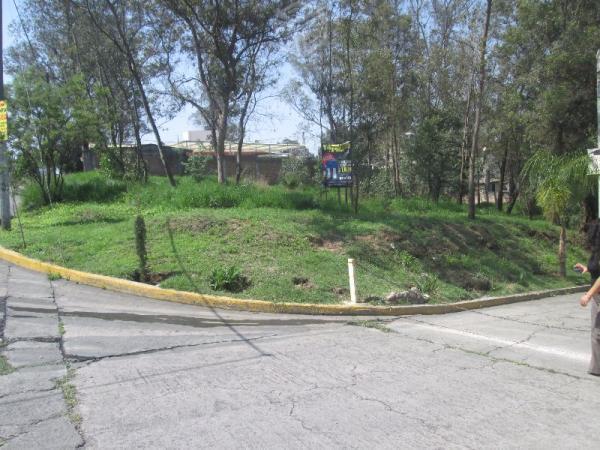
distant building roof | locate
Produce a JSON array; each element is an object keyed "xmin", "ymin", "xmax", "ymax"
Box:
[{"xmin": 169, "ymin": 140, "xmax": 309, "ymax": 156}]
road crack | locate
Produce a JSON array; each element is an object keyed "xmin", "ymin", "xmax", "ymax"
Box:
[{"xmin": 66, "ymin": 333, "xmax": 279, "ymax": 364}]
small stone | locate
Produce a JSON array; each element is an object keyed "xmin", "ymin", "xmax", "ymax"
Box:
[{"xmin": 385, "ymin": 288, "xmax": 430, "ymax": 305}]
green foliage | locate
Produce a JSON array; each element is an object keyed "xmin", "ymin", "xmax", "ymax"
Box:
[
  {"xmin": 404, "ymin": 113, "xmax": 461, "ymax": 200},
  {"xmin": 183, "ymin": 155, "xmax": 212, "ymax": 182},
  {"xmin": 99, "ymin": 147, "xmax": 146, "ymax": 182},
  {"xmin": 413, "ymin": 273, "xmax": 440, "ymax": 296},
  {"xmin": 362, "ymin": 170, "xmax": 395, "ymax": 198},
  {"xmin": 134, "ymin": 215, "xmax": 149, "ymax": 282},
  {"xmin": 500, "ymin": 0, "xmax": 600, "ymax": 155},
  {"xmin": 21, "ymin": 171, "xmax": 127, "ymax": 209},
  {"xmin": 209, "ymin": 266, "xmax": 249, "ymax": 292},
  {"xmin": 522, "ymin": 151, "xmax": 592, "ymax": 224},
  {"xmin": 280, "ymin": 157, "xmax": 316, "ymax": 189},
  {"xmin": 0, "ymin": 355, "xmax": 14, "ymax": 376},
  {"xmin": 0, "ymin": 172, "xmax": 590, "ymax": 305},
  {"xmin": 127, "ymin": 177, "xmax": 318, "ymax": 210},
  {"xmin": 10, "ymin": 70, "xmax": 106, "ymax": 204}
]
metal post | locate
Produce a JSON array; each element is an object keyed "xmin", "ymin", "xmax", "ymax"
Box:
[
  {"xmin": 0, "ymin": 2, "xmax": 10, "ymax": 230},
  {"xmin": 597, "ymin": 50, "xmax": 600, "ymax": 219},
  {"xmin": 347, "ymin": 258, "xmax": 357, "ymax": 304}
]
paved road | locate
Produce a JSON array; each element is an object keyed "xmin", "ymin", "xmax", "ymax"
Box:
[{"xmin": 1, "ymin": 261, "xmax": 600, "ymax": 449}]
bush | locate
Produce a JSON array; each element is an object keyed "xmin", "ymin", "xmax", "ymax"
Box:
[
  {"xmin": 413, "ymin": 273, "xmax": 440, "ymax": 296},
  {"xmin": 209, "ymin": 266, "xmax": 250, "ymax": 292},
  {"xmin": 280, "ymin": 157, "xmax": 317, "ymax": 188},
  {"xmin": 134, "ymin": 215, "xmax": 149, "ymax": 282},
  {"xmin": 183, "ymin": 155, "xmax": 212, "ymax": 181}
]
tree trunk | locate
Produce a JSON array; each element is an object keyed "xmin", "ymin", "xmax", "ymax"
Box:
[
  {"xmin": 458, "ymin": 77, "xmax": 474, "ymax": 204},
  {"xmin": 468, "ymin": 0, "xmax": 492, "ymax": 220},
  {"xmin": 101, "ymin": 2, "xmax": 176, "ymax": 187},
  {"xmin": 484, "ymin": 169, "xmax": 490, "ymax": 203},
  {"xmin": 235, "ymin": 125, "xmax": 245, "ymax": 185},
  {"xmin": 497, "ymin": 144, "xmax": 508, "ymax": 211},
  {"xmin": 81, "ymin": 142, "xmax": 94, "ymax": 171},
  {"xmin": 559, "ymin": 225, "xmax": 567, "ymax": 278},
  {"xmin": 215, "ymin": 110, "xmax": 228, "ymax": 184},
  {"xmin": 131, "ymin": 66, "xmax": 176, "ymax": 187}
]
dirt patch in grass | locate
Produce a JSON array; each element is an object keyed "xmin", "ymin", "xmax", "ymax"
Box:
[
  {"xmin": 167, "ymin": 217, "xmax": 249, "ymax": 235},
  {"xmin": 308, "ymin": 235, "xmax": 345, "ymax": 252},
  {"xmin": 130, "ymin": 270, "xmax": 179, "ymax": 285},
  {"xmin": 57, "ymin": 209, "xmax": 124, "ymax": 226},
  {"xmin": 293, "ymin": 277, "xmax": 315, "ymax": 289}
]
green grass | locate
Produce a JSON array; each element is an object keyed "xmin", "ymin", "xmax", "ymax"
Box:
[
  {"xmin": 21, "ymin": 171, "xmax": 127, "ymax": 209},
  {"xmin": 2, "ymin": 172, "xmax": 590, "ymax": 305},
  {"xmin": 0, "ymin": 355, "xmax": 14, "ymax": 376},
  {"xmin": 56, "ymin": 366, "xmax": 81, "ymax": 425}
]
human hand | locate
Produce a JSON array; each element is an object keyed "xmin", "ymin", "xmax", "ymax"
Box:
[
  {"xmin": 574, "ymin": 263, "xmax": 588, "ymax": 274},
  {"xmin": 580, "ymin": 293, "xmax": 593, "ymax": 307}
]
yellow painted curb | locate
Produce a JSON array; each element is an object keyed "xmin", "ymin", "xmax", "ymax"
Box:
[{"xmin": 0, "ymin": 246, "xmax": 588, "ymax": 316}]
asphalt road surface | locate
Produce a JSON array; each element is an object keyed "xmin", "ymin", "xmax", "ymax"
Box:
[{"xmin": 1, "ymin": 261, "xmax": 599, "ymax": 449}]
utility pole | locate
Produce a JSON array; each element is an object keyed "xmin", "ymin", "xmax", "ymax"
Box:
[
  {"xmin": 0, "ymin": 0, "xmax": 11, "ymax": 231},
  {"xmin": 597, "ymin": 49, "xmax": 600, "ymax": 219}
]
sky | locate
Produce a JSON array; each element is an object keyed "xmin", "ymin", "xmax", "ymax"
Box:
[{"xmin": 2, "ymin": 0, "xmax": 320, "ymax": 153}]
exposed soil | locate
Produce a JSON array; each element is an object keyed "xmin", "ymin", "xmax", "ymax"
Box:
[
  {"xmin": 292, "ymin": 277, "xmax": 315, "ymax": 289},
  {"xmin": 308, "ymin": 235, "xmax": 345, "ymax": 252},
  {"xmin": 166, "ymin": 217, "xmax": 248, "ymax": 235},
  {"xmin": 131, "ymin": 270, "xmax": 178, "ymax": 285}
]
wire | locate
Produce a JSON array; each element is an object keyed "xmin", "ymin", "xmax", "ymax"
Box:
[{"xmin": 12, "ymin": 0, "xmax": 37, "ymax": 60}]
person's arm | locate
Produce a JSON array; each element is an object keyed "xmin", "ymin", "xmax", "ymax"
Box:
[{"xmin": 581, "ymin": 275, "xmax": 600, "ymax": 307}]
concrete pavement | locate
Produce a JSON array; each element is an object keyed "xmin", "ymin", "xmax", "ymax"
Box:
[{"xmin": 1, "ymin": 261, "xmax": 600, "ymax": 449}]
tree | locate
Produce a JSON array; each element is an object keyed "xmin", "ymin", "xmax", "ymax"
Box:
[
  {"xmin": 522, "ymin": 151, "xmax": 591, "ymax": 277},
  {"xmin": 161, "ymin": 0, "xmax": 298, "ymax": 184},
  {"xmin": 8, "ymin": 0, "xmax": 154, "ymax": 182},
  {"xmin": 467, "ymin": 0, "xmax": 492, "ymax": 219},
  {"xmin": 10, "ymin": 71, "xmax": 102, "ymax": 203},
  {"xmin": 79, "ymin": 0, "xmax": 177, "ymax": 186}
]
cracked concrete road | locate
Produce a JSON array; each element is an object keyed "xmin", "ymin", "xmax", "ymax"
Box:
[{"xmin": 1, "ymin": 262, "xmax": 600, "ymax": 449}]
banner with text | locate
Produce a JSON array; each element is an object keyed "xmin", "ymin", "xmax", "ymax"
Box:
[
  {"xmin": 0, "ymin": 101, "xmax": 7, "ymax": 141},
  {"xmin": 322, "ymin": 142, "xmax": 352, "ymax": 187}
]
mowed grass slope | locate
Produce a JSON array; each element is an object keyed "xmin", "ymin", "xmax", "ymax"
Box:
[{"xmin": 1, "ymin": 173, "xmax": 588, "ymax": 304}]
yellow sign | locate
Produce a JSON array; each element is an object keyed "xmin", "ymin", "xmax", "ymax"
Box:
[
  {"xmin": 0, "ymin": 100, "xmax": 7, "ymax": 141},
  {"xmin": 323, "ymin": 142, "xmax": 350, "ymax": 153}
]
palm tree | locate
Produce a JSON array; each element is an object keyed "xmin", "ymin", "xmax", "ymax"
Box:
[{"xmin": 522, "ymin": 151, "xmax": 592, "ymax": 277}]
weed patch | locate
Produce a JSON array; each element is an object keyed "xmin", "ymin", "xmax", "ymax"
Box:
[
  {"xmin": 56, "ymin": 366, "xmax": 81, "ymax": 426},
  {"xmin": 0, "ymin": 355, "xmax": 15, "ymax": 376}
]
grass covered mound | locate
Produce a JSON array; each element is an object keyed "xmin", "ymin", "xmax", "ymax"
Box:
[{"xmin": 3, "ymin": 172, "xmax": 588, "ymax": 305}]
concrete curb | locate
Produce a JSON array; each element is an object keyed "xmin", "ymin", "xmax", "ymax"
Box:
[{"xmin": 0, "ymin": 246, "xmax": 588, "ymax": 316}]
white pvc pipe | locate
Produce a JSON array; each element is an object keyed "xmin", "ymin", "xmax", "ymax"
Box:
[{"xmin": 348, "ymin": 258, "xmax": 357, "ymax": 304}]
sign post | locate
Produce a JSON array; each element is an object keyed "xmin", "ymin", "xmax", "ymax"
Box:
[{"xmin": 0, "ymin": 3, "xmax": 10, "ymax": 230}]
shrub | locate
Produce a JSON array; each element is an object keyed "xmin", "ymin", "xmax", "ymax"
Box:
[
  {"xmin": 134, "ymin": 215, "xmax": 149, "ymax": 282},
  {"xmin": 183, "ymin": 155, "xmax": 212, "ymax": 181},
  {"xmin": 413, "ymin": 273, "xmax": 439, "ymax": 296},
  {"xmin": 209, "ymin": 266, "xmax": 250, "ymax": 292},
  {"xmin": 280, "ymin": 157, "xmax": 317, "ymax": 188}
]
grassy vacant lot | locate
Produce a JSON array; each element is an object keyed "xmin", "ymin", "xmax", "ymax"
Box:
[{"xmin": 0, "ymin": 172, "xmax": 588, "ymax": 305}]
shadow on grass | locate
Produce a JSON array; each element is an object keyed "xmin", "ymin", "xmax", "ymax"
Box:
[
  {"xmin": 304, "ymin": 208, "xmax": 558, "ymax": 295},
  {"xmin": 55, "ymin": 217, "xmax": 126, "ymax": 227},
  {"xmin": 165, "ymin": 218, "xmax": 271, "ymax": 357}
]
